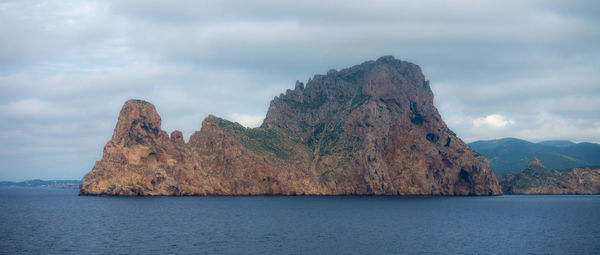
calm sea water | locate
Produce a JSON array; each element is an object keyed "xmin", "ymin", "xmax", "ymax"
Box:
[{"xmin": 1, "ymin": 188, "xmax": 599, "ymax": 254}]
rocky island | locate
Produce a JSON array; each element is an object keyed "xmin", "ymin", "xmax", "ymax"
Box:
[
  {"xmin": 80, "ymin": 56, "xmax": 501, "ymax": 196},
  {"xmin": 499, "ymin": 158, "xmax": 600, "ymax": 194}
]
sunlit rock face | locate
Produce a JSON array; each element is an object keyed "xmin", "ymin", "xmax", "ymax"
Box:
[{"xmin": 80, "ymin": 56, "xmax": 502, "ymax": 196}]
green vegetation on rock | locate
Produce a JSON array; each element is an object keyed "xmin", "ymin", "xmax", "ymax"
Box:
[
  {"xmin": 127, "ymin": 99, "xmax": 152, "ymax": 105},
  {"xmin": 214, "ymin": 117, "xmax": 293, "ymax": 160}
]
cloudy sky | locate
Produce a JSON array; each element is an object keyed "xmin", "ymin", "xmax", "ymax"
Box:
[{"xmin": 1, "ymin": 0, "xmax": 599, "ymax": 181}]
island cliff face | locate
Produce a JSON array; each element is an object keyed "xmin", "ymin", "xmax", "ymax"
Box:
[
  {"xmin": 498, "ymin": 158, "xmax": 600, "ymax": 194},
  {"xmin": 80, "ymin": 56, "xmax": 502, "ymax": 196}
]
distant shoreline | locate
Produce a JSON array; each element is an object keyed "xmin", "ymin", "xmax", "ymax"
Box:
[
  {"xmin": 0, "ymin": 179, "xmax": 80, "ymax": 189},
  {"xmin": 0, "ymin": 185, "xmax": 80, "ymax": 189}
]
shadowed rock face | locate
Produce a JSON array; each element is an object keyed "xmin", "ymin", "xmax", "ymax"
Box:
[
  {"xmin": 498, "ymin": 158, "xmax": 600, "ymax": 194},
  {"xmin": 80, "ymin": 56, "xmax": 502, "ymax": 196}
]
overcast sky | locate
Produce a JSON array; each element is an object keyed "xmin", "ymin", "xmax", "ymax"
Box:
[{"xmin": 1, "ymin": 0, "xmax": 599, "ymax": 181}]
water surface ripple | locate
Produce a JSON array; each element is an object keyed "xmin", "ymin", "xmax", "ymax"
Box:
[{"xmin": 1, "ymin": 188, "xmax": 599, "ymax": 254}]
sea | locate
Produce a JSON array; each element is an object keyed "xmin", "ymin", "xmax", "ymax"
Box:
[{"xmin": 1, "ymin": 188, "xmax": 599, "ymax": 254}]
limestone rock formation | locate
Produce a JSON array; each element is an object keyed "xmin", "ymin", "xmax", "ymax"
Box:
[
  {"xmin": 498, "ymin": 158, "xmax": 600, "ymax": 194},
  {"xmin": 80, "ymin": 56, "xmax": 502, "ymax": 196}
]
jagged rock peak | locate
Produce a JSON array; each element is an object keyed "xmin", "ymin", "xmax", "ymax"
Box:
[
  {"xmin": 113, "ymin": 99, "xmax": 162, "ymax": 141},
  {"xmin": 526, "ymin": 157, "xmax": 545, "ymax": 169},
  {"xmin": 261, "ymin": 55, "xmax": 432, "ymax": 131},
  {"xmin": 203, "ymin": 114, "xmax": 219, "ymax": 122},
  {"xmin": 126, "ymin": 99, "xmax": 153, "ymax": 105},
  {"xmin": 377, "ymin": 55, "xmax": 396, "ymax": 61},
  {"xmin": 295, "ymin": 80, "xmax": 304, "ymax": 90},
  {"xmin": 202, "ymin": 114, "xmax": 236, "ymax": 127},
  {"xmin": 170, "ymin": 130, "xmax": 185, "ymax": 145},
  {"xmin": 282, "ymin": 55, "xmax": 425, "ymax": 96}
]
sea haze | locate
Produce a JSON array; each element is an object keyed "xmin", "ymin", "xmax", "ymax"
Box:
[{"xmin": 1, "ymin": 188, "xmax": 599, "ymax": 254}]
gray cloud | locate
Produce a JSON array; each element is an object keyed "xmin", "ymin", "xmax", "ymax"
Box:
[{"xmin": 0, "ymin": 0, "xmax": 598, "ymax": 181}]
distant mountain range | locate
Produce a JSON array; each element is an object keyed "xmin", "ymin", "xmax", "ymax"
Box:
[
  {"xmin": 0, "ymin": 179, "xmax": 80, "ymax": 188},
  {"xmin": 468, "ymin": 138, "xmax": 600, "ymax": 175}
]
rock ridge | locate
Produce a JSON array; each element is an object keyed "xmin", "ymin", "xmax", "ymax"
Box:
[{"xmin": 80, "ymin": 56, "xmax": 502, "ymax": 196}]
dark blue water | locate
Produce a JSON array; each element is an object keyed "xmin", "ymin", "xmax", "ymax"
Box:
[{"xmin": 1, "ymin": 188, "xmax": 599, "ymax": 254}]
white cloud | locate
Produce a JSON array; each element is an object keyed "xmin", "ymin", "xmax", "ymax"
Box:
[
  {"xmin": 0, "ymin": 99, "xmax": 48, "ymax": 116},
  {"xmin": 0, "ymin": 98, "xmax": 79, "ymax": 118},
  {"xmin": 228, "ymin": 113, "xmax": 264, "ymax": 128},
  {"xmin": 473, "ymin": 114, "xmax": 515, "ymax": 129}
]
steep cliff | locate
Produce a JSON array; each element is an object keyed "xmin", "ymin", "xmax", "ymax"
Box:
[
  {"xmin": 80, "ymin": 56, "xmax": 502, "ymax": 196},
  {"xmin": 498, "ymin": 158, "xmax": 600, "ymax": 194}
]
